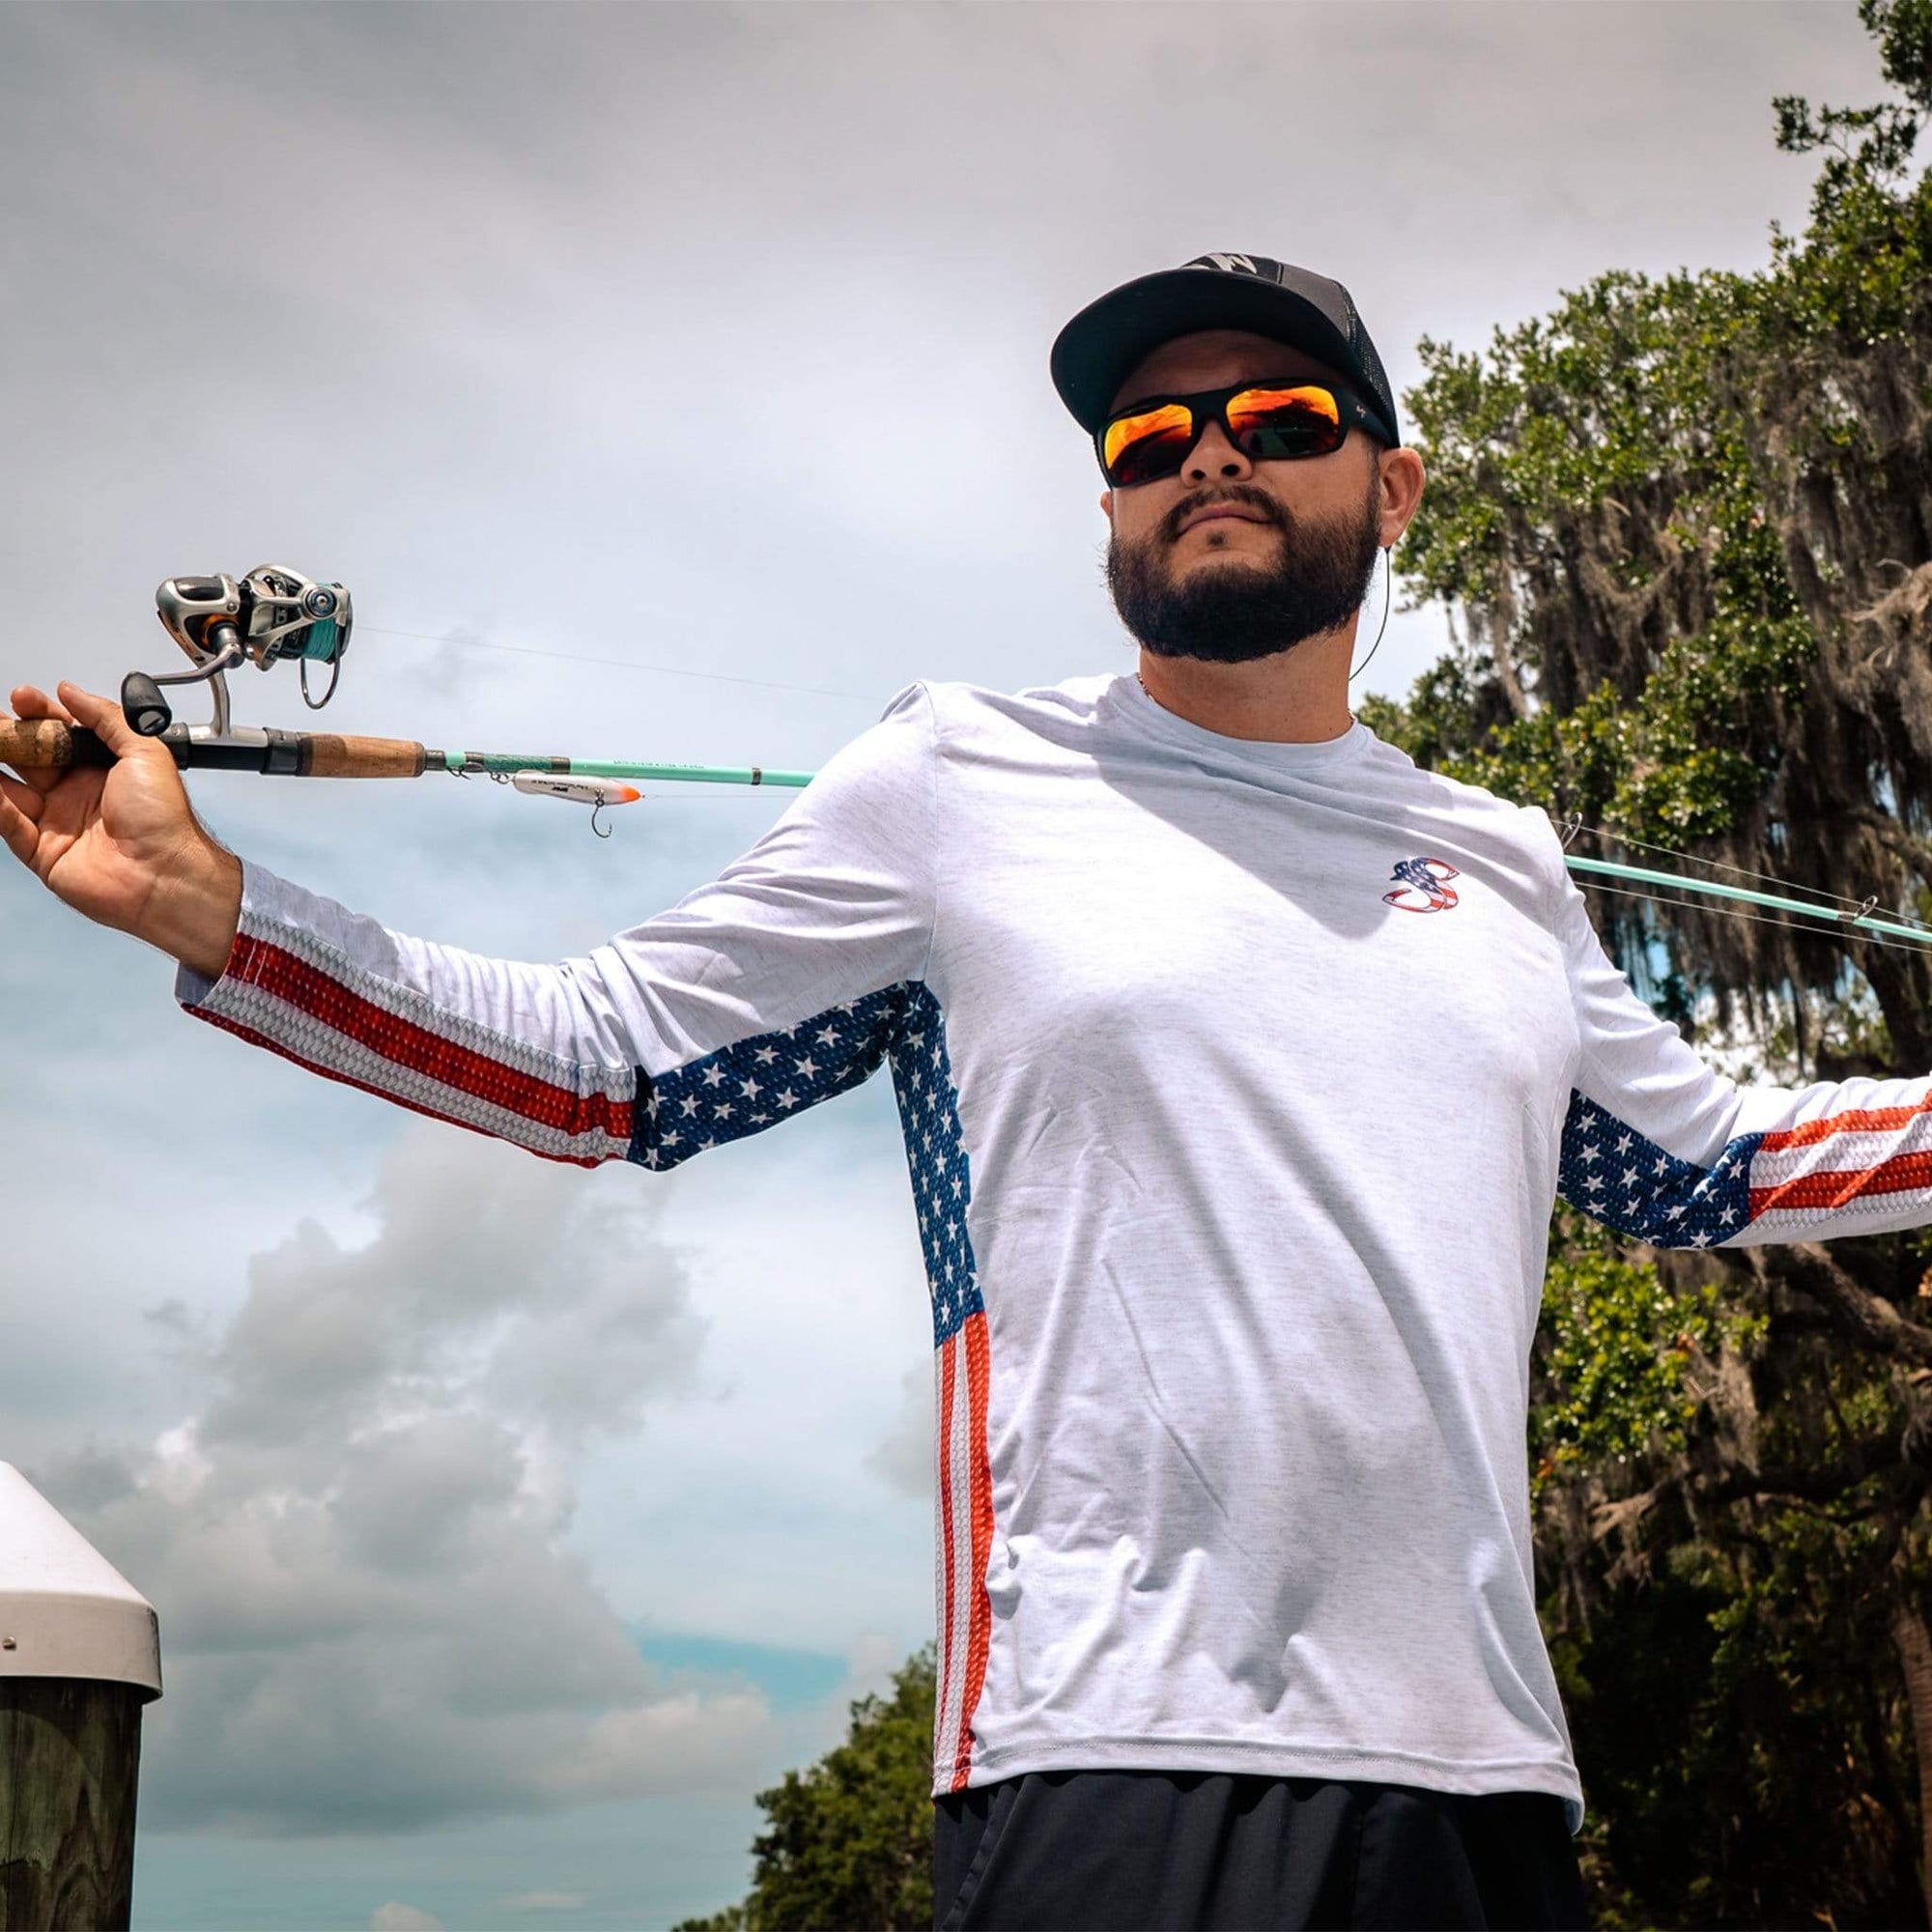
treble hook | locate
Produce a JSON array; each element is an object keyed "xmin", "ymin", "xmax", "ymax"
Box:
[{"xmin": 590, "ymin": 801, "xmax": 613, "ymax": 839}]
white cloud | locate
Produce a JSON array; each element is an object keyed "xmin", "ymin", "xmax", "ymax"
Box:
[
  {"xmin": 30, "ymin": 1124, "xmax": 781, "ymax": 1834},
  {"xmin": 865, "ymin": 1361, "xmax": 933, "ymax": 1502},
  {"xmin": 371, "ymin": 1907, "xmax": 445, "ymax": 1932},
  {"xmin": 497, "ymin": 1891, "xmax": 587, "ymax": 1913}
]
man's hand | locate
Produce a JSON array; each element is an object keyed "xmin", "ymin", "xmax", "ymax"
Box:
[{"xmin": 0, "ymin": 682, "xmax": 242, "ymax": 979}]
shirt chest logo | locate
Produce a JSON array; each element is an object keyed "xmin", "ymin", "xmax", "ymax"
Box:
[{"xmin": 1382, "ymin": 856, "xmax": 1462, "ymax": 913}]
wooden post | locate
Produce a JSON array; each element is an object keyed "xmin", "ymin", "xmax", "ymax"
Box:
[{"xmin": 0, "ymin": 1464, "xmax": 160, "ymax": 1931}]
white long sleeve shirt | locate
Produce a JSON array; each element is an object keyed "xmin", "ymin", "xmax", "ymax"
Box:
[{"xmin": 178, "ymin": 673, "xmax": 1932, "ymax": 1825}]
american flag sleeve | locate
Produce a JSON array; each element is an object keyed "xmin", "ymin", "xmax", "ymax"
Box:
[
  {"xmin": 175, "ymin": 686, "xmax": 939, "ymax": 1171},
  {"xmin": 1552, "ymin": 863, "xmax": 1932, "ymax": 1248}
]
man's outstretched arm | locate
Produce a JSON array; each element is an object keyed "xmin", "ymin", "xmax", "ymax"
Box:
[
  {"xmin": 2, "ymin": 679, "xmax": 938, "ymax": 1172},
  {"xmin": 1548, "ymin": 852, "xmax": 1932, "ymax": 1249}
]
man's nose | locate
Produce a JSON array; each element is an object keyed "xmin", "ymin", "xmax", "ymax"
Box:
[{"xmin": 1185, "ymin": 419, "xmax": 1253, "ymax": 482}]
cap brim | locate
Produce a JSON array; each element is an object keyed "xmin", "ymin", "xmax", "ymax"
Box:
[{"xmin": 1050, "ymin": 269, "xmax": 1369, "ymax": 434}]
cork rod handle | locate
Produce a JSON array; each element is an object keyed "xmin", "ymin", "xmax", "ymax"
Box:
[
  {"xmin": 299, "ymin": 735, "xmax": 426, "ymax": 779},
  {"xmin": 0, "ymin": 720, "xmax": 90, "ymax": 770}
]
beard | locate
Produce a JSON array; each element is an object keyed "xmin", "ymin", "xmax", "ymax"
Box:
[{"xmin": 1105, "ymin": 472, "xmax": 1383, "ymax": 666}]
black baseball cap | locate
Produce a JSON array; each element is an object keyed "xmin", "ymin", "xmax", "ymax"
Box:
[{"xmin": 1050, "ymin": 252, "xmax": 1401, "ymax": 447}]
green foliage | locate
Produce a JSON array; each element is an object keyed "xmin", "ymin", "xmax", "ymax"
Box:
[
  {"xmin": 1532, "ymin": 1215, "xmax": 1924, "ymax": 1924},
  {"xmin": 672, "ymin": 1908, "xmax": 752, "ymax": 1932},
  {"xmin": 1379, "ymin": 263, "xmax": 1817, "ymax": 845},
  {"xmin": 1758, "ymin": 0, "xmax": 1932, "ymax": 365},
  {"xmin": 1376, "ymin": 2, "xmax": 1932, "ymax": 862},
  {"xmin": 672, "ymin": 1649, "xmax": 936, "ymax": 1932},
  {"xmin": 1529, "ymin": 1214, "xmax": 1734, "ymax": 1499},
  {"xmin": 1551, "ymin": 1527, "xmax": 1922, "ymax": 1928},
  {"xmin": 1775, "ymin": 0, "xmax": 1931, "ymax": 226}
]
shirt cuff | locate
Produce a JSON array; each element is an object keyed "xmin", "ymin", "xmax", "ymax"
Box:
[{"xmin": 172, "ymin": 857, "xmax": 297, "ymax": 1009}]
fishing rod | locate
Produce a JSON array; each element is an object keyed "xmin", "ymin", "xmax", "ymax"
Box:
[
  {"xmin": 0, "ymin": 567, "xmax": 812, "ymax": 837},
  {"xmin": 3, "ymin": 567, "xmax": 1930, "ymax": 943}
]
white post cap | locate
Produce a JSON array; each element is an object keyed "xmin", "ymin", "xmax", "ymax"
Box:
[{"xmin": 0, "ymin": 1463, "xmax": 161, "ymax": 1699}]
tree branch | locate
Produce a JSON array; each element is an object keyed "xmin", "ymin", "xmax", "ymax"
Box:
[
  {"xmin": 1850, "ymin": 805, "xmax": 1932, "ymax": 888},
  {"xmin": 1694, "ymin": 1432, "xmax": 1899, "ymax": 1505},
  {"xmin": 1781, "ymin": 1242, "xmax": 1932, "ymax": 1369}
]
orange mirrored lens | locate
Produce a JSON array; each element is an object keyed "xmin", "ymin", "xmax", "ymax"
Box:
[
  {"xmin": 1101, "ymin": 402, "xmax": 1197, "ymax": 484},
  {"xmin": 1225, "ymin": 385, "xmax": 1344, "ymax": 460}
]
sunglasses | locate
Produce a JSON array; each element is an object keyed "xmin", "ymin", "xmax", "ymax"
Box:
[{"xmin": 1096, "ymin": 380, "xmax": 1390, "ymax": 489}]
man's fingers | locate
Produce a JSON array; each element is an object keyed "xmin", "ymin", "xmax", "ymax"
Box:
[
  {"xmin": 0, "ymin": 772, "xmax": 43, "ymax": 824},
  {"xmin": 56, "ymin": 683, "xmax": 145, "ymax": 757},
  {"xmin": 0, "ymin": 788, "xmax": 39, "ymax": 867},
  {"xmin": 11, "ymin": 685, "xmax": 76, "ymax": 727}
]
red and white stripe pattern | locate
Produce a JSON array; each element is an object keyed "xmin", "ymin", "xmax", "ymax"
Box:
[
  {"xmin": 1562, "ymin": 1086, "xmax": 1932, "ymax": 1247},
  {"xmin": 887, "ymin": 986, "xmax": 996, "ymax": 1793},
  {"xmin": 1748, "ymin": 1096, "xmax": 1932, "ymax": 1228},
  {"xmin": 932, "ymin": 1306, "xmax": 993, "ymax": 1793},
  {"xmin": 186, "ymin": 919, "xmax": 637, "ymax": 1166}
]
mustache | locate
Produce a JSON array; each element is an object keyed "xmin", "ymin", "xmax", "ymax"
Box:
[{"xmin": 1160, "ymin": 484, "xmax": 1286, "ymax": 547}]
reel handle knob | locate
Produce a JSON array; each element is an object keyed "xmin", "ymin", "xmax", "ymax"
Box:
[{"xmin": 121, "ymin": 672, "xmax": 173, "ymax": 737}]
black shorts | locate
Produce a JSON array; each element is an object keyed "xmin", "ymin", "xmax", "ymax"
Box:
[{"xmin": 933, "ymin": 1770, "xmax": 1588, "ymax": 1930}]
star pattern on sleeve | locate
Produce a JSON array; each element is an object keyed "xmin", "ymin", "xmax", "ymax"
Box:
[
  {"xmin": 1557, "ymin": 1091, "xmax": 1759, "ymax": 1248},
  {"xmin": 628, "ymin": 985, "xmax": 910, "ymax": 1172},
  {"xmin": 621, "ymin": 980, "xmax": 980, "ymax": 1350},
  {"xmin": 888, "ymin": 986, "xmax": 983, "ymax": 1349}
]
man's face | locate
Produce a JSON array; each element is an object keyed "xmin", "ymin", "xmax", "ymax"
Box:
[{"xmin": 1100, "ymin": 327, "xmax": 1389, "ymax": 665}]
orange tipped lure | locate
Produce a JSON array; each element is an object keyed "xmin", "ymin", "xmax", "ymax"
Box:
[
  {"xmin": 508, "ymin": 771, "xmax": 643, "ymax": 808},
  {"xmin": 503, "ymin": 769, "xmax": 644, "ymax": 838}
]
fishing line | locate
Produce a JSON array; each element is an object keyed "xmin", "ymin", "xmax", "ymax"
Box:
[
  {"xmin": 360, "ymin": 624, "xmax": 878, "ymax": 704},
  {"xmin": 1567, "ymin": 819, "xmax": 1919, "ymax": 926},
  {"xmin": 1347, "ymin": 547, "xmax": 1393, "ymax": 684}
]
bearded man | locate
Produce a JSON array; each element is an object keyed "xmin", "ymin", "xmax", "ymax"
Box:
[{"xmin": 12, "ymin": 254, "xmax": 1932, "ymax": 1931}]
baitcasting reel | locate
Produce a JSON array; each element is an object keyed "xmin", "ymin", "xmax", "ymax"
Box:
[{"xmin": 123, "ymin": 565, "xmax": 353, "ymax": 736}]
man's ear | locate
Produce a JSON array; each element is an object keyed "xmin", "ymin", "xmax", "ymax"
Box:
[
  {"xmin": 1099, "ymin": 489, "xmax": 1115, "ymax": 524},
  {"xmin": 1376, "ymin": 445, "xmax": 1426, "ymax": 548}
]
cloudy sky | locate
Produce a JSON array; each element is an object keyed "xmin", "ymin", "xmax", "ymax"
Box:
[{"xmin": 0, "ymin": 2, "xmax": 1887, "ymax": 1926}]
